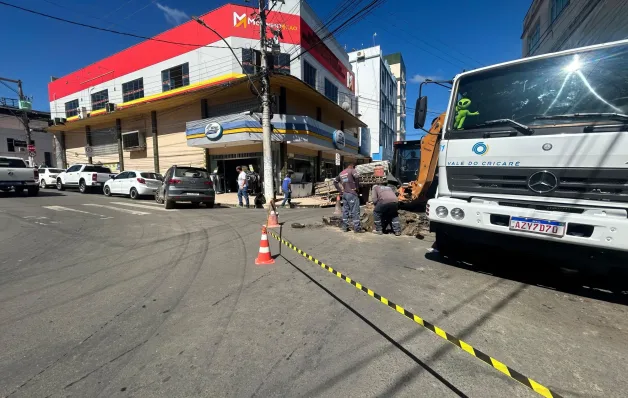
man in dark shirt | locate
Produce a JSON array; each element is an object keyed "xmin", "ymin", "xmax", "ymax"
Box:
[
  {"xmin": 371, "ymin": 183, "xmax": 401, "ymax": 236},
  {"xmin": 334, "ymin": 163, "xmax": 363, "ymax": 233}
]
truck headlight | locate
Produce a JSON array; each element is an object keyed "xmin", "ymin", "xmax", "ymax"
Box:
[
  {"xmin": 435, "ymin": 206, "xmax": 448, "ymax": 218},
  {"xmin": 451, "ymin": 208, "xmax": 465, "ymax": 220}
]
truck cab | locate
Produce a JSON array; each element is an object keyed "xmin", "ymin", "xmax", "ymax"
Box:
[{"xmin": 418, "ymin": 39, "xmax": 628, "ymax": 274}]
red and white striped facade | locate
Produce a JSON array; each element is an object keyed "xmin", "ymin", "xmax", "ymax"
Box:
[{"xmin": 48, "ymin": 1, "xmax": 355, "ymax": 122}]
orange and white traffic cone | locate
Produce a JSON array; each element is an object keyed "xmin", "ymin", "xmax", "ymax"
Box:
[
  {"xmin": 266, "ymin": 209, "xmax": 280, "ymax": 228},
  {"xmin": 333, "ymin": 194, "xmax": 342, "ymax": 215},
  {"xmin": 255, "ymin": 226, "xmax": 275, "ymax": 265}
]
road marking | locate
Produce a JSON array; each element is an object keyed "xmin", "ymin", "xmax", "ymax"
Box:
[
  {"xmin": 268, "ymin": 231, "xmax": 562, "ymax": 398},
  {"xmin": 109, "ymin": 202, "xmax": 176, "ymax": 211},
  {"xmin": 43, "ymin": 205, "xmax": 112, "ymax": 219},
  {"xmin": 83, "ymin": 204, "xmax": 151, "ymax": 215}
]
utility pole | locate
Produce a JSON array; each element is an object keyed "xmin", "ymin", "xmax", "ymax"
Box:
[
  {"xmin": 259, "ymin": 0, "xmax": 275, "ymax": 202},
  {"xmin": 0, "ymin": 77, "xmax": 33, "ymax": 166},
  {"xmin": 17, "ymin": 81, "xmax": 34, "ymax": 167}
]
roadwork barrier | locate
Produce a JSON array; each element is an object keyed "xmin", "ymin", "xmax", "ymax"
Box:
[{"xmin": 268, "ymin": 230, "xmax": 562, "ymax": 398}]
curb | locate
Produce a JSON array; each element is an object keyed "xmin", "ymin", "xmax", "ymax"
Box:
[{"xmin": 218, "ymin": 203, "xmax": 322, "ymax": 209}]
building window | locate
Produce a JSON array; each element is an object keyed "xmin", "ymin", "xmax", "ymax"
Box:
[
  {"xmin": 324, "ymin": 78, "xmax": 338, "ymax": 103},
  {"xmin": 161, "ymin": 63, "xmax": 189, "ymax": 92},
  {"xmin": 7, "ymin": 138, "xmax": 27, "ymax": 152},
  {"xmin": 304, "ymin": 61, "xmax": 317, "ymax": 87},
  {"xmin": 528, "ymin": 21, "xmax": 541, "ymax": 54},
  {"xmin": 65, "ymin": 99, "xmax": 79, "ymax": 117},
  {"xmin": 551, "ymin": 0, "xmax": 569, "ymax": 22},
  {"xmin": 242, "ymin": 48, "xmax": 260, "ymax": 75},
  {"xmin": 90, "ymin": 89, "xmax": 109, "ymax": 111},
  {"xmin": 272, "ymin": 53, "xmax": 291, "ymax": 75},
  {"xmin": 122, "ymin": 78, "xmax": 144, "ymax": 102},
  {"xmin": 44, "ymin": 151, "xmax": 52, "ymax": 166}
]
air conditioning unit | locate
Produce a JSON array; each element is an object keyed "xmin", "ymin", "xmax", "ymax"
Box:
[
  {"xmin": 17, "ymin": 147, "xmax": 26, "ymax": 152},
  {"xmin": 356, "ymin": 51, "xmax": 365, "ymax": 60},
  {"xmin": 106, "ymin": 103, "xmax": 117, "ymax": 113},
  {"xmin": 122, "ymin": 130, "xmax": 146, "ymax": 152},
  {"xmin": 77, "ymin": 107, "xmax": 87, "ymax": 119}
]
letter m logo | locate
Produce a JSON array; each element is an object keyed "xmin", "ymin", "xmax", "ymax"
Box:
[{"xmin": 233, "ymin": 12, "xmax": 247, "ymax": 28}]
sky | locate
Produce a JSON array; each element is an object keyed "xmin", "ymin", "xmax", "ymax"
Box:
[{"xmin": 0, "ymin": 0, "xmax": 532, "ymax": 138}]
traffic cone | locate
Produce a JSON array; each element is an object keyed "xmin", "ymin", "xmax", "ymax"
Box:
[
  {"xmin": 333, "ymin": 194, "xmax": 342, "ymax": 215},
  {"xmin": 266, "ymin": 209, "xmax": 280, "ymax": 228},
  {"xmin": 255, "ymin": 226, "xmax": 275, "ymax": 265}
]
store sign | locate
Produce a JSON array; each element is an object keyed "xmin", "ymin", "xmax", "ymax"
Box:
[
  {"xmin": 333, "ymin": 130, "xmax": 345, "ymax": 149},
  {"xmin": 205, "ymin": 122, "xmax": 223, "ymax": 141}
]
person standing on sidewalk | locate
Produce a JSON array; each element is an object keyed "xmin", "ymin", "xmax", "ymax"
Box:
[
  {"xmin": 371, "ymin": 183, "xmax": 401, "ymax": 236},
  {"xmin": 280, "ymin": 172, "xmax": 292, "ymax": 208},
  {"xmin": 333, "ymin": 163, "xmax": 363, "ymax": 233},
  {"xmin": 236, "ymin": 166, "xmax": 249, "ymax": 208}
]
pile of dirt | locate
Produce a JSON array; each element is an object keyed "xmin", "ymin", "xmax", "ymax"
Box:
[{"xmin": 322, "ymin": 206, "xmax": 430, "ymax": 238}]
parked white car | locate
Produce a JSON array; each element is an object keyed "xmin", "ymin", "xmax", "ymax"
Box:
[
  {"xmin": 0, "ymin": 156, "xmax": 39, "ymax": 195},
  {"xmin": 56, "ymin": 164, "xmax": 116, "ymax": 193},
  {"xmin": 39, "ymin": 167, "xmax": 65, "ymax": 188},
  {"xmin": 103, "ymin": 170, "xmax": 162, "ymax": 199}
]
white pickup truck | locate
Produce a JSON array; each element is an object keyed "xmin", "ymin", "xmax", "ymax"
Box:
[
  {"xmin": 0, "ymin": 156, "xmax": 39, "ymax": 196},
  {"xmin": 56, "ymin": 164, "xmax": 116, "ymax": 193}
]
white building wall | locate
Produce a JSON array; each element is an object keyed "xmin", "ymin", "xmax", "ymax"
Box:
[
  {"xmin": 0, "ymin": 116, "xmax": 55, "ymax": 166},
  {"xmin": 349, "ymin": 46, "xmax": 396, "ymax": 161}
]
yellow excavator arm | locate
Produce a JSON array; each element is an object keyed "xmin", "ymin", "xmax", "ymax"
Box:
[{"xmin": 399, "ymin": 112, "xmax": 446, "ymax": 202}]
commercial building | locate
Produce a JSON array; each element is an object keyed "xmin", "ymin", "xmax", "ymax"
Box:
[
  {"xmin": 349, "ymin": 46, "xmax": 397, "ymax": 161},
  {"xmin": 0, "ymin": 98, "xmax": 54, "ymax": 167},
  {"xmin": 47, "ymin": 1, "xmax": 364, "ymax": 194},
  {"xmin": 522, "ymin": 0, "xmax": 628, "ymax": 57},
  {"xmin": 383, "ymin": 53, "xmax": 406, "ymax": 141}
]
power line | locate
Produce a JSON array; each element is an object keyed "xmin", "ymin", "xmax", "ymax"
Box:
[
  {"xmin": 290, "ymin": 0, "xmax": 388, "ymax": 63},
  {"xmin": 0, "ymin": 1, "xmax": 243, "ymax": 50}
]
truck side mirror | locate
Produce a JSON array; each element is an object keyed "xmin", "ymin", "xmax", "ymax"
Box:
[{"xmin": 414, "ymin": 96, "xmax": 428, "ymax": 129}]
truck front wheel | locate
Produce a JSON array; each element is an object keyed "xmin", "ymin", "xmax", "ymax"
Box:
[
  {"xmin": 27, "ymin": 187, "xmax": 39, "ymax": 196},
  {"xmin": 434, "ymin": 230, "xmax": 459, "ymax": 260},
  {"xmin": 57, "ymin": 179, "xmax": 65, "ymax": 191}
]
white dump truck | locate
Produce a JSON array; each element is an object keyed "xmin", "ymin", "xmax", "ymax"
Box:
[{"xmin": 414, "ymin": 39, "xmax": 628, "ymax": 274}]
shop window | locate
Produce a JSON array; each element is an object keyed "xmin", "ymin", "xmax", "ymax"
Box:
[
  {"xmin": 122, "ymin": 78, "xmax": 144, "ymax": 102},
  {"xmin": 91, "ymin": 89, "xmax": 109, "ymax": 111},
  {"xmin": 161, "ymin": 63, "xmax": 189, "ymax": 92},
  {"xmin": 304, "ymin": 61, "xmax": 317, "ymax": 87},
  {"xmin": 65, "ymin": 99, "xmax": 79, "ymax": 117},
  {"xmin": 324, "ymin": 78, "xmax": 338, "ymax": 103}
]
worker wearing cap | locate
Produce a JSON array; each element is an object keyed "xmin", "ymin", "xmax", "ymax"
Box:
[
  {"xmin": 372, "ymin": 183, "xmax": 401, "ymax": 236},
  {"xmin": 334, "ymin": 163, "xmax": 363, "ymax": 233}
]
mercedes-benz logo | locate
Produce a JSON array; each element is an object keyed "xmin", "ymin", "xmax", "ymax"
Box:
[{"xmin": 527, "ymin": 171, "xmax": 558, "ymax": 194}]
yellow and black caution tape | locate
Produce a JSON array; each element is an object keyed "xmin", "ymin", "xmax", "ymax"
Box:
[{"xmin": 268, "ymin": 231, "xmax": 562, "ymax": 398}]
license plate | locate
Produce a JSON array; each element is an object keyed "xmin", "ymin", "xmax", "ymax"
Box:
[
  {"xmin": 510, "ymin": 216, "xmax": 565, "ymax": 237},
  {"xmin": 187, "ymin": 192, "xmax": 200, "ymax": 196}
]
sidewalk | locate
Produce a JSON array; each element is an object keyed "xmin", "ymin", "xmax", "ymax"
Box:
[{"xmin": 215, "ymin": 192, "xmax": 328, "ymax": 208}]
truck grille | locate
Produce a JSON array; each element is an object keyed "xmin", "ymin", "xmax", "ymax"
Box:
[{"xmin": 446, "ymin": 167, "xmax": 628, "ymax": 203}]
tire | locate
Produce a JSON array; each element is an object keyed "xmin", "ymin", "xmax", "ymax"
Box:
[
  {"xmin": 435, "ymin": 231, "xmax": 458, "ymax": 260},
  {"xmin": 103, "ymin": 185, "xmax": 111, "ymax": 196},
  {"xmin": 40, "ymin": 179, "xmax": 47, "ymax": 189},
  {"xmin": 27, "ymin": 187, "xmax": 39, "ymax": 196},
  {"xmin": 79, "ymin": 179, "xmax": 88, "ymax": 194},
  {"xmin": 155, "ymin": 191, "xmax": 164, "ymax": 204},
  {"xmin": 129, "ymin": 187, "xmax": 139, "ymax": 200},
  {"xmin": 205, "ymin": 201, "xmax": 215, "ymax": 208},
  {"xmin": 56, "ymin": 179, "xmax": 65, "ymax": 191},
  {"xmin": 191, "ymin": 201, "xmax": 201, "ymax": 207},
  {"xmin": 164, "ymin": 199, "xmax": 175, "ymax": 209}
]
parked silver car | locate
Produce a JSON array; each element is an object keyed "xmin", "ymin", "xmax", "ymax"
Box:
[{"xmin": 155, "ymin": 166, "xmax": 215, "ymax": 209}]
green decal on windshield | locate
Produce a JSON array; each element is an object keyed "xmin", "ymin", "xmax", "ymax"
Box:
[{"xmin": 454, "ymin": 98, "xmax": 479, "ymax": 129}]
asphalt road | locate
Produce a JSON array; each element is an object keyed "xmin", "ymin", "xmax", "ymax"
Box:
[{"xmin": 1, "ymin": 189, "xmax": 627, "ymax": 397}]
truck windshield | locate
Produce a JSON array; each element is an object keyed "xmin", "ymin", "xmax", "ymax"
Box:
[
  {"xmin": 450, "ymin": 43, "xmax": 628, "ymax": 133},
  {"xmin": 393, "ymin": 145, "xmax": 421, "ymax": 184}
]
